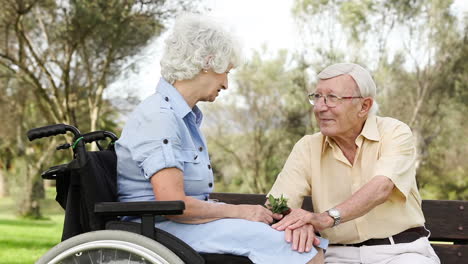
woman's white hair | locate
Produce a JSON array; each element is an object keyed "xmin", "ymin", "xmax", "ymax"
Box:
[
  {"xmin": 160, "ymin": 13, "xmax": 243, "ymax": 84},
  {"xmin": 317, "ymin": 63, "xmax": 379, "ymax": 115}
]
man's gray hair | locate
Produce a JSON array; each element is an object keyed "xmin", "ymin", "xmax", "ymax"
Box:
[
  {"xmin": 160, "ymin": 13, "xmax": 243, "ymax": 84},
  {"xmin": 318, "ymin": 63, "xmax": 379, "ymax": 115}
]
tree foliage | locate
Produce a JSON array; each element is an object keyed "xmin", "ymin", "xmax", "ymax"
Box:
[
  {"xmin": 0, "ymin": 0, "xmax": 194, "ymax": 217},
  {"xmin": 204, "ymin": 49, "xmax": 317, "ymax": 193},
  {"xmin": 207, "ymin": 0, "xmax": 467, "ymax": 199},
  {"xmin": 290, "ymin": 0, "xmax": 468, "ymax": 199}
]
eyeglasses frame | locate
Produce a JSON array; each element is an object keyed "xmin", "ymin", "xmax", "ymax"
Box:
[{"xmin": 308, "ymin": 93, "xmax": 363, "ymax": 107}]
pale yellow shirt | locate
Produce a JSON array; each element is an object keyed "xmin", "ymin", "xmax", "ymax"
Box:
[{"xmin": 268, "ymin": 115, "xmax": 425, "ymax": 244}]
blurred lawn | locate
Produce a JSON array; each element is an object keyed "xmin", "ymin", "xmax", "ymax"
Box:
[{"xmin": 0, "ymin": 187, "xmax": 64, "ymax": 264}]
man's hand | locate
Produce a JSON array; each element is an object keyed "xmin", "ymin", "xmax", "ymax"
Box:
[
  {"xmin": 272, "ymin": 208, "xmax": 332, "ymax": 232},
  {"xmin": 284, "ymin": 224, "xmax": 320, "ymax": 253}
]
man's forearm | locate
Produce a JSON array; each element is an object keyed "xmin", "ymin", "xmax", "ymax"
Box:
[{"xmin": 326, "ymin": 175, "xmax": 394, "ymax": 227}]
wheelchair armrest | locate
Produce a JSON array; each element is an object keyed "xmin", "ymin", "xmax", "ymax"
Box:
[
  {"xmin": 94, "ymin": 201, "xmax": 185, "ymax": 216},
  {"xmin": 96, "ymin": 201, "xmax": 186, "ymax": 244}
]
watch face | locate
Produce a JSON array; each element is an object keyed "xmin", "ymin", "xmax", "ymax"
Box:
[
  {"xmin": 329, "ymin": 209, "xmax": 340, "ymax": 218},
  {"xmin": 328, "ymin": 208, "xmax": 340, "ymax": 227}
]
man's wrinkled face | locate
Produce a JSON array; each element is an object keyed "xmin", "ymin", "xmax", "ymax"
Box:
[{"xmin": 313, "ymin": 75, "xmax": 363, "ymax": 139}]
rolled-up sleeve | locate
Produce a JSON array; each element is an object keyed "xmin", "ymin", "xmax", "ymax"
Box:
[
  {"xmin": 137, "ymin": 138, "xmax": 184, "ymax": 179},
  {"xmin": 268, "ymin": 136, "xmax": 312, "ymax": 208},
  {"xmin": 373, "ymin": 123, "xmax": 417, "ymax": 198},
  {"xmin": 125, "ymin": 111, "xmax": 185, "ymax": 179}
]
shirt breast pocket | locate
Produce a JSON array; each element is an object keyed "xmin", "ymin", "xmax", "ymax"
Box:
[{"xmin": 180, "ymin": 149, "xmax": 203, "ymax": 181}]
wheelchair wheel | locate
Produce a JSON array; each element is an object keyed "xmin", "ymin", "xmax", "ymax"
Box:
[{"xmin": 36, "ymin": 230, "xmax": 184, "ymax": 264}]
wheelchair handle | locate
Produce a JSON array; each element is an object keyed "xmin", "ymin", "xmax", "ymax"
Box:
[
  {"xmin": 27, "ymin": 124, "xmax": 81, "ymax": 141},
  {"xmin": 82, "ymin": 131, "xmax": 118, "ymax": 143}
]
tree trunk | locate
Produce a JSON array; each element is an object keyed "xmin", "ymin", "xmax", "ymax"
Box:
[
  {"xmin": 18, "ymin": 170, "xmax": 44, "ymax": 218},
  {"xmin": 16, "ymin": 141, "xmax": 56, "ymax": 218},
  {"xmin": 0, "ymin": 169, "xmax": 7, "ymax": 197}
]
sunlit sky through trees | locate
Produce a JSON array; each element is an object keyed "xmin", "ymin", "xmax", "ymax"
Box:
[{"xmin": 108, "ymin": 0, "xmax": 468, "ymax": 100}]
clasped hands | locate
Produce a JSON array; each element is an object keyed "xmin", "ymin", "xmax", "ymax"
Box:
[{"xmin": 271, "ymin": 208, "xmax": 331, "ymax": 253}]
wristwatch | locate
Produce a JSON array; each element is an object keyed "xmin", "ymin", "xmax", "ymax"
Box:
[{"xmin": 326, "ymin": 208, "xmax": 341, "ymax": 227}]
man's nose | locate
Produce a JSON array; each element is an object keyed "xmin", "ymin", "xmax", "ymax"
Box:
[{"xmin": 314, "ymin": 98, "xmax": 329, "ymax": 111}]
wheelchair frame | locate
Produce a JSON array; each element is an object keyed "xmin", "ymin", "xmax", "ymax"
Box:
[{"xmin": 28, "ymin": 124, "xmax": 252, "ymax": 264}]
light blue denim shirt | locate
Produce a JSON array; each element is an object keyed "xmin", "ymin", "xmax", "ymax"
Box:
[{"xmin": 116, "ymin": 78, "xmax": 214, "ymax": 202}]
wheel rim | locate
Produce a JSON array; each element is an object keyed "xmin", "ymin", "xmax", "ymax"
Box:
[{"xmin": 48, "ymin": 240, "xmax": 172, "ymax": 264}]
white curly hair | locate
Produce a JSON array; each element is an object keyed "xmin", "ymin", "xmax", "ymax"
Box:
[
  {"xmin": 318, "ymin": 63, "xmax": 379, "ymax": 115},
  {"xmin": 160, "ymin": 13, "xmax": 243, "ymax": 84}
]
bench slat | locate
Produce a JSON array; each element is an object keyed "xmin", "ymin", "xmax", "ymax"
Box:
[
  {"xmin": 209, "ymin": 193, "xmax": 266, "ymax": 205},
  {"xmin": 210, "ymin": 193, "xmax": 467, "ymax": 264},
  {"xmin": 210, "ymin": 193, "xmax": 467, "ymax": 242},
  {"xmin": 422, "ymin": 200, "xmax": 467, "ymax": 242},
  {"xmin": 209, "ymin": 193, "xmax": 316, "ymax": 211},
  {"xmin": 431, "ymin": 244, "xmax": 468, "ymax": 263}
]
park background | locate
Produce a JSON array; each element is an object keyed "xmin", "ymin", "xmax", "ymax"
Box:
[{"xmin": 0, "ymin": 0, "xmax": 466, "ymax": 263}]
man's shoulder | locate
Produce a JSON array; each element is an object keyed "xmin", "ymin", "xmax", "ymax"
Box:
[
  {"xmin": 375, "ymin": 116, "xmax": 409, "ymax": 129},
  {"xmin": 295, "ymin": 132, "xmax": 324, "ymax": 149},
  {"xmin": 375, "ymin": 116, "xmax": 412, "ymax": 133}
]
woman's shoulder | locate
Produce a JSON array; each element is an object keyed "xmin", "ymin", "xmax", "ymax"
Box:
[
  {"xmin": 122, "ymin": 93, "xmax": 180, "ymax": 131},
  {"xmin": 131, "ymin": 93, "xmax": 177, "ymax": 118},
  {"xmin": 137, "ymin": 93, "xmax": 173, "ymax": 111}
]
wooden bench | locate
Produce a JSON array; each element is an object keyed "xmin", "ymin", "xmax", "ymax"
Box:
[{"xmin": 210, "ymin": 193, "xmax": 468, "ymax": 264}]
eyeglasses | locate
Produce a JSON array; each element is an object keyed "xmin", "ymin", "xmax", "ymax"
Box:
[{"xmin": 308, "ymin": 93, "xmax": 362, "ymax": 107}]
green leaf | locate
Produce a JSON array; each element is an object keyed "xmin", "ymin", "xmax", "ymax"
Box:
[{"xmin": 267, "ymin": 194, "xmax": 290, "ymax": 214}]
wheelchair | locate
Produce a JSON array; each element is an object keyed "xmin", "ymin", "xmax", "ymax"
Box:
[{"xmin": 28, "ymin": 124, "xmax": 253, "ymax": 264}]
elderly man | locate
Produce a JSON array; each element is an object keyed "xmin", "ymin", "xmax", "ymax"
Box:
[{"xmin": 269, "ymin": 63, "xmax": 440, "ymax": 263}]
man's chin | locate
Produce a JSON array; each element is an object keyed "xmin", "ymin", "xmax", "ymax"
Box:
[{"xmin": 319, "ymin": 127, "xmax": 336, "ymax": 137}]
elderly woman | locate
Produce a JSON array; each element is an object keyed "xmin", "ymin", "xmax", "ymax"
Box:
[{"xmin": 115, "ymin": 14, "xmax": 326, "ymax": 263}]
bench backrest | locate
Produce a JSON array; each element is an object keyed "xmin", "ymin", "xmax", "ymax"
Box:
[{"xmin": 209, "ymin": 193, "xmax": 467, "ymax": 264}]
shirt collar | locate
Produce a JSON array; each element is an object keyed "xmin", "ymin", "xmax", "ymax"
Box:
[
  {"xmin": 156, "ymin": 78, "xmax": 203, "ymax": 124},
  {"xmin": 322, "ymin": 136, "xmax": 333, "ymax": 153},
  {"xmin": 360, "ymin": 115, "xmax": 380, "ymax": 142},
  {"xmin": 322, "ymin": 115, "xmax": 380, "ymax": 153}
]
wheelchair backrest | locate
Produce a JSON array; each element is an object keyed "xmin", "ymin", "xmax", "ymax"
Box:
[{"xmin": 61, "ymin": 148, "xmax": 118, "ymax": 241}]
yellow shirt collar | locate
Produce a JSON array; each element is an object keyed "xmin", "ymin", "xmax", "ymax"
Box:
[{"xmin": 322, "ymin": 115, "xmax": 381, "ymax": 153}]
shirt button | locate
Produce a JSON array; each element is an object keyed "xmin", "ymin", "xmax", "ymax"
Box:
[
  {"xmin": 163, "ymin": 139, "xmax": 168, "ymax": 144},
  {"xmin": 199, "ymin": 146, "xmax": 203, "ymax": 152},
  {"xmin": 164, "ymin": 97, "xmax": 169, "ymax": 102},
  {"xmin": 207, "ymin": 164, "xmax": 211, "ymax": 170},
  {"xmin": 208, "ymin": 182, "xmax": 213, "ymax": 187}
]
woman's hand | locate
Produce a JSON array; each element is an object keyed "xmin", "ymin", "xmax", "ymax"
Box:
[
  {"xmin": 235, "ymin": 204, "xmax": 283, "ymax": 224},
  {"xmin": 271, "ymin": 208, "xmax": 331, "ymax": 232}
]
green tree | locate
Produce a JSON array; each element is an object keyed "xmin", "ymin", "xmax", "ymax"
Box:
[
  {"xmin": 293, "ymin": 0, "xmax": 467, "ymax": 199},
  {"xmin": 204, "ymin": 49, "xmax": 316, "ymax": 193},
  {"xmin": 0, "ymin": 0, "xmax": 195, "ymax": 217}
]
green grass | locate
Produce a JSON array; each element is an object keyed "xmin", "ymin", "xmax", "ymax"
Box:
[{"xmin": 0, "ymin": 188, "xmax": 64, "ymax": 264}]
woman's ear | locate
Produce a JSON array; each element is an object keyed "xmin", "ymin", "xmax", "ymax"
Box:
[{"xmin": 203, "ymin": 55, "xmax": 214, "ymax": 70}]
